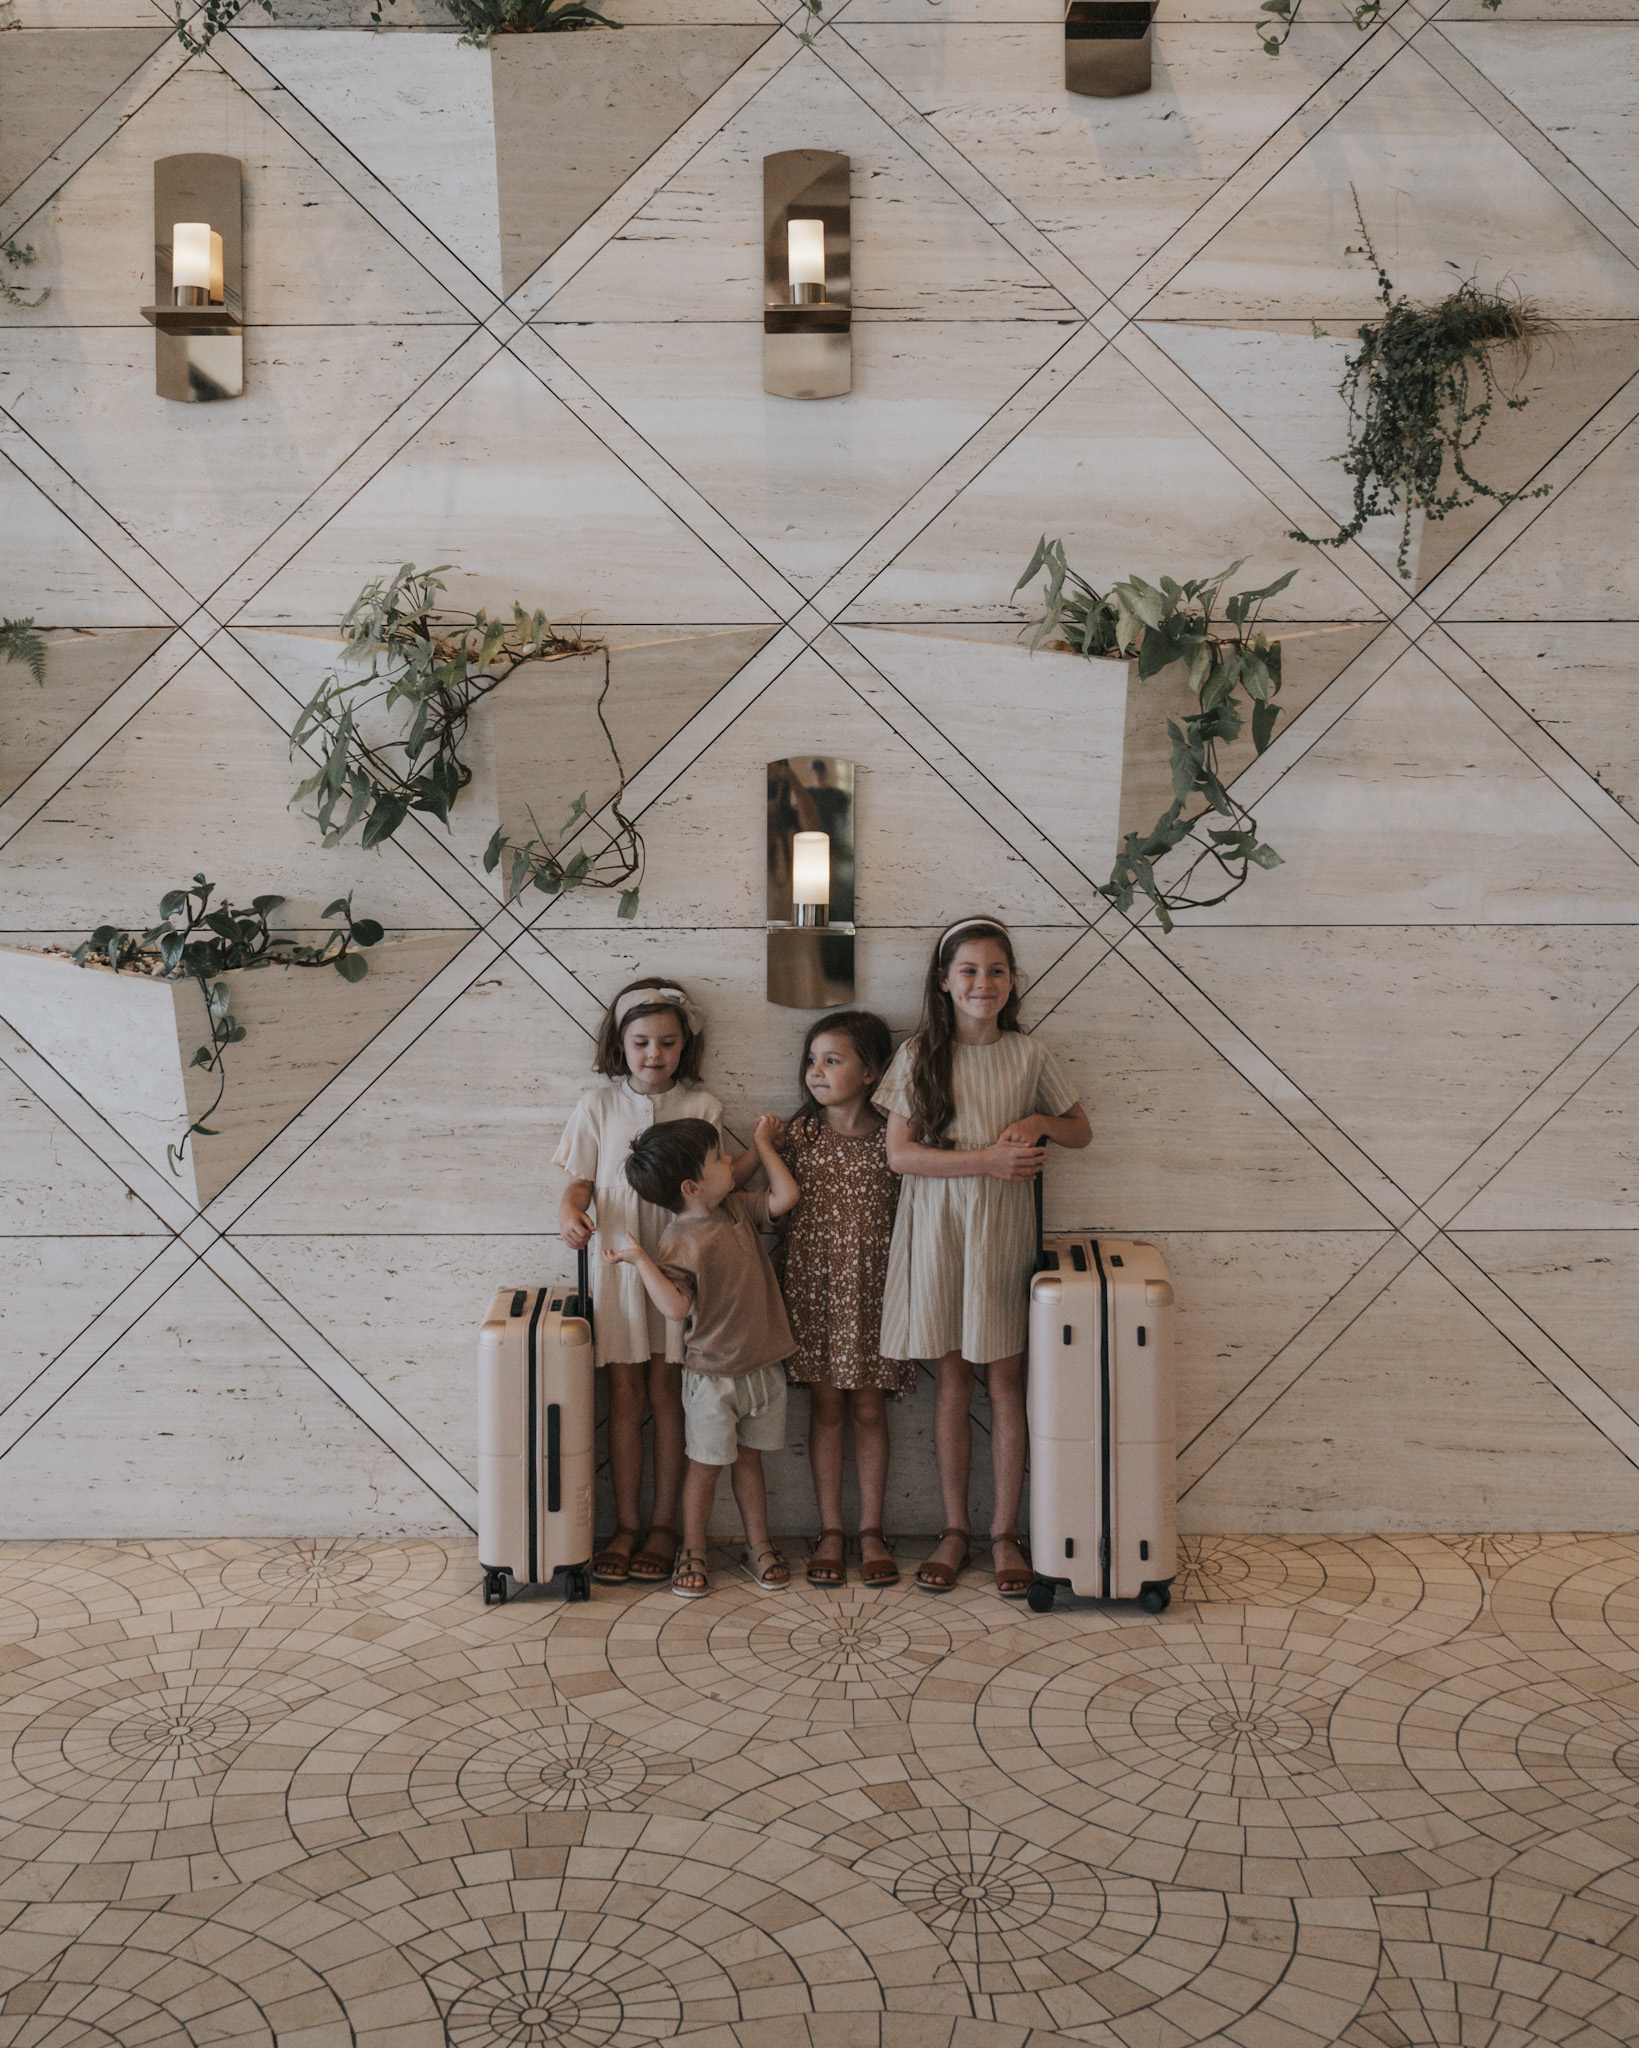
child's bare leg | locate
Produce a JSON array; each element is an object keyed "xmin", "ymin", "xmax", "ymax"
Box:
[
  {"xmin": 731, "ymin": 1447, "xmax": 789, "ymax": 1583},
  {"xmin": 918, "ymin": 1353, "xmax": 973, "ymax": 1586},
  {"xmin": 597, "ymin": 1361, "xmax": 646, "ymax": 1576},
  {"xmin": 676, "ymin": 1458, "xmax": 719, "ymax": 1593},
  {"xmin": 632, "ymin": 1355, "xmax": 684, "ymax": 1574},
  {"xmin": 807, "ymin": 1385, "xmax": 847, "ymax": 1583},
  {"xmin": 986, "ymin": 1355, "xmax": 1029, "ymax": 1588},
  {"xmin": 850, "ymin": 1390, "xmax": 892, "ymax": 1566}
]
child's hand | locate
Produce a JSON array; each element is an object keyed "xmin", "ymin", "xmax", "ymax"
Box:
[
  {"xmin": 984, "ymin": 1139, "xmax": 1046, "ymax": 1182},
  {"xmin": 561, "ymin": 1207, "xmax": 594, "ymax": 1252},
  {"xmin": 602, "ymin": 1234, "xmax": 645, "ymax": 1266},
  {"xmin": 997, "ymin": 1116, "xmax": 1046, "ymax": 1149},
  {"xmin": 753, "ymin": 1113, "xmax": 785, "ymax": 1150}
]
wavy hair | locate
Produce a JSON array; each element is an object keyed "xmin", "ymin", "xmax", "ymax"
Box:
[{"xmin": 904, "ymin": 921, "xmax": 1022, "ymax": 1146}]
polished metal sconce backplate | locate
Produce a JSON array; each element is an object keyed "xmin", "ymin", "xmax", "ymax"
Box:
[
  {"xmin": 763, "ymin": 151, "xmax": 851, "ymax": 401},
  {"xmin": 767, "ymin": 756, "xmax": 856, "ymax": 1008},
  {"xmin": 1065, "ymin": 0, "xmax": 1155, "ymax": 96},
  {"xmin": 141, "ymin": 154, "xmax": 244, "ymax": 402}
]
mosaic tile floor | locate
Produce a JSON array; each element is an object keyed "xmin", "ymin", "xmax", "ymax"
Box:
[{"xmin": 2, "ymin": 1533, "xmax": 1638, "ymax": 2048}]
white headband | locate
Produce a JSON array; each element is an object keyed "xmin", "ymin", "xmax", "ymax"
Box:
[
  {"xmin": 615, "ymin": 985, "xmax": 703, "ymax": 1036},
  {"xmin": 939, "ymin": 917, "xmax": 1008, "ymax": 951}
]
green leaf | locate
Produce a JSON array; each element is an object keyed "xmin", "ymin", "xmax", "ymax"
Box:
[
  {"xmin": 1252, "ymin": 699, "xmax": 1280, "ymax": 754},
  {"xmin": 361, "ymin": 793, "xmax": 411, "ymax": 849},
  {"xmin": 618, "ymin": 888, "xmax": 640, "ymax": 920},
  {"xmin": 334, "ymin": 950, "xmax": 369, "ymax": 982},
  {"xmin": 350, "ymin": 917, "xmax": 384, "ymax": 947},
  {"xmin": 483, "ymin": 827, "xmax": 506, "ymax": 875}
]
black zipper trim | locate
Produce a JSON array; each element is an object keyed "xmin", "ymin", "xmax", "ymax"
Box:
[
  {"xmin": 526, "ymin": 1286, "xmax": 546, "ymax": 1582},
  {"xmin": 1090, "ymin": 1239, "xmax": 1113, "ymax": 1598}
]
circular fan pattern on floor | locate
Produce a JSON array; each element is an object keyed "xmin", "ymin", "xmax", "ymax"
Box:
[
  {"xmin": 176, "ymin": 1535, "xmax": 458, "ymax": 1609},
  {"xmin": 432, "ymin": 1947, "xmax": 685, "ymax": 2047},
  {"xmin": 1485, "ymin": 1537, "xmax": 1639, "ymax": 1678},
  {"xmin": 413, "ymin": 1715, "xmax": 692, "ymax": 1821},
  {"xmin": 0, "ymin": 1544, "xmax": 198, "ymax": 1645}
]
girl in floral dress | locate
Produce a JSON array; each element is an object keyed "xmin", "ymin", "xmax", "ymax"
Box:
[{"xmin": 775, "ymin": 1010, "xmax": 913, "ymax": 1589}]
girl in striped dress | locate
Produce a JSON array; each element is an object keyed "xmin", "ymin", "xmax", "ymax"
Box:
[{"xmin": 874, "ymin": 919, "xmax": 1091, "ymax": 1599}]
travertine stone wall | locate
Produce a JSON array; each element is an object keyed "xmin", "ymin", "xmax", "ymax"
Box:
[{"xmin": 3, "ymin": 0, "xmax": 1637, "ymax": 1540}]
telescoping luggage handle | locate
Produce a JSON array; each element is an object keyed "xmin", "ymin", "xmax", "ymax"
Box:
[{"xmin": 544, "ymin": 1252, "xmax": 593, "ymax": 1522}]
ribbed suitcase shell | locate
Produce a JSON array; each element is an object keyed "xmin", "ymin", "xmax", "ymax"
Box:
[
  {"xmin": 477, "ymin": 1280, "xmax": 595, "ymax": 1604},
  {"xmin": 1027, "ymin": 1235, "xmax": 1176, "ymax": 1608}
]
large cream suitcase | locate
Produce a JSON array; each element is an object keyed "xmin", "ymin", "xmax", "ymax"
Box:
[
  {"xmin": 1026, "ymin": 1235, "xmax": 1176, "ymax": 1612},
  {"xmin": 477, "ymin": 1258, "xmax": 595, "ymax": 1606}
]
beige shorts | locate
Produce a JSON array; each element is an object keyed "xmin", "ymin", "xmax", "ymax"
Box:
[{"xmin": 681, "ymin": 1363, "xmax": 788, "ymax": 1467}]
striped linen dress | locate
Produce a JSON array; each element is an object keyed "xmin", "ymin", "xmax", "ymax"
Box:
[{"xmin": 873, "ymin": 1032, "xmax": 1079, "ymax": 1365}]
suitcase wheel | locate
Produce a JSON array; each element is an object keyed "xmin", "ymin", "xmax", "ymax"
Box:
[
  {"xmin": 1139, "ymin": 1583, "xmax": 1170, "ymax": 1614},
  {"xmin": 483, "ymin": 1569, "xmax": 509, "ymax": 1607},
  {"xmin": 1026, "ymin": 1578, "xmax": 1056, "ymax": 1614},
  {"xmin": 565, "ymin": 1566, "xmax": 592, "ymax": 1604}
]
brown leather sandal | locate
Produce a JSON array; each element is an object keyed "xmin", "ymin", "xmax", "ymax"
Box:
[
  {"xmin": 991, "ymin": 1531, "xmax": 1033, "ymax": 1600},
  {"xmin": 592, "ymin": 1526, "xmax": 641, "ymax": 1585},
  {"xmin": 857, "ymin": 1528, "xmax": 899, "ymax": 1588},
  {"xmin": 807, "ymin": 1529, "xmax": 847, "ymax": 1587},
  {"xmin": 627, "ymin": 1526, "xmax": 679, "ymax": 1583},
  {"xmin": 916, "ymin": 1527, "xmax": 971, "ymax": 1594}
]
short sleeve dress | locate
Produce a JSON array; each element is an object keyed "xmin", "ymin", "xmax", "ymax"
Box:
[
  {"xmin": 552, "ymin": 1079, "xmax": 724, "ymax": 1367},
  {"xmin": 873, "ymin": 1033, "xmax": 1079, "ymax": 1365},
  {"xmin": 778, "ymin": 1119, "xmax": 915, "ymax": 1397}
]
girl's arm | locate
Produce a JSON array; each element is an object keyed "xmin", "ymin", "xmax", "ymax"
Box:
[
  {"xmin": 730, "ymin": 1131, "xmax": 768, "ymax": 1190},
  {"xmin": 884, "ymin": 1112, "xmax": 1046, "ymax": 1183},
  {"xmin": 559, "ymin": 1177, "xmax": 596, "ymax": 1250},
  {"xmin": 996, "ymin": 1103, "xmax": 1093, "ymax": 1151},
  {"xmin": 603, "ymin": 1235, "xmax": 692, "ymax": 1323},
  {"xmin": 754, "ymin": 1114, "xmax": 800, "ymax": 1217}
]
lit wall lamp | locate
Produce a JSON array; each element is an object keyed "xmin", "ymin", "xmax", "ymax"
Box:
[
  {"xmin": 767, "ymin": 756, "xmax": 855, "ymax": 1008},
  {"xmin": 141, "ymin": 154, "xmax": 244, "ymax": 402},
  {"xmin": 763, "ymin": 150, "xmax": 851, "ymax": 401},
  {"xmin": 1065, "ymin": 1, "xmax": 1156, "ymax": 96}
]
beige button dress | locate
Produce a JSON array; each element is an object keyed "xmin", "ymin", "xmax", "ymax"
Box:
[
  {"xmin": 874, "ymin": 1033, "xmax": 1078, "ymax": 1365},
  {"xmin": 552, "ymin": 1078, "xmax": 724, "ymax": 1367}
]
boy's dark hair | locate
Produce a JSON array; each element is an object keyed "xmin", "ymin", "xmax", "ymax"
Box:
[
  {"xmin": 792, "ymin": 1009, "xmax": 894, "ymax": 1125},
  {"xmin": 593, "ymin": 976, "xmax": 704, "ymax": 1083},
  {"xmin": 625, "ymin": 1117, "xmax": 720, "ymax": 1213}
]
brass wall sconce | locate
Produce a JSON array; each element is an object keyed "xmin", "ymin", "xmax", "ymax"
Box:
[
  {"xmin": 767, "ymin": 756, "xmax": 856, "ymax": 1008},
  {"xmin": 763, "ymin": 151, "xmax": 851, "ymax": 401},
  {"xmin": 141, "ymin": 154, "xmax": 244, "ymax": 402},
  {"xmin": 1065, "ymin": 1, "xmax": 1155, "ymax": 96}
]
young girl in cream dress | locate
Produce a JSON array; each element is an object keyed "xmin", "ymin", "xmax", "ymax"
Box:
[{"xmin": 874, "ymin": 919, "xmax": 1091, "ymax": 1599}]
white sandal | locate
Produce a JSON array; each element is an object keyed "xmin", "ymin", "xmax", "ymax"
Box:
[
  {"xmin": 672, "ymin": 1547, "xmax": 710, "ymax": 1600},
  {"xmin": 739, "ymin": 1542, "xmax": 790, "ymax": 1590}
]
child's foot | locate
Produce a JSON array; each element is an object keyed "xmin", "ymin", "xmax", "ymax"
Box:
[
  {"xmin": 592, "ymin": 1526, "xmax": 641, "ymax": 1585},
  {"xmin": 858, "ymin": 1528, "xmax": 899, "ymax": 1588},
  {"xmin": 916, "ymin": 1527, "xmax": 970, "ymax": 1593},
  {"xmin": 672, "ymin": 1548, "xmax": 710, "ymax": 1599},
  {"xmin": 628, "ymin": 1526, "xmax": 680, "ymax": 1583},
  {"xmin": 740, "ymin": 1542, "xmax": 791, "ymax": 1590},
  {"xmin": 991, "ymin": 1532, "xmax": 1032, "ymax": 1600},
  {"xmin": 806, "ymin": 1529, "xmax": 846, "ymax": 1586}
]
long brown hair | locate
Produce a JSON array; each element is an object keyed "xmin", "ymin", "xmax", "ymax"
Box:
[
  {"xmin": 593, "ymin": 976, "xmax": 705, "ymax": 1084},
  {"xmin": 791, "ymin": 1009, "xmax": 893, "ymax": 1126},
  {"xmin": 906, "ymin": 921, "xmax": 1022, "ymax": 1145}
]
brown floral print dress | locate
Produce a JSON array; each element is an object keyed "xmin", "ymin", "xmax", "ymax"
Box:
[{"xmin": 778, "ymin": 1118, "xmax": 916, "ymax": 1395}]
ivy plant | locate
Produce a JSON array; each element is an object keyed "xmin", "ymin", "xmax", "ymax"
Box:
[
  {"xmin": 369, "ymin": 0, "xmax": 617, "ymax": 42},
  {"xmin": 74, "ymin": 877, "xmax": 382, "ymax": 1170},
  {"xmin": 171, "ymin": 0, "xmax": 271, "ymax": 53},
  {"xmin": 1257, "ymin": 0, "xmax": 1498, "ymax": 56},
  {"xmin": 1291, "ymin": 214, "xmax": 1556, "ymax": 579},
  {"xmin": 2, "ymin": 617, "xmax": 47, "ymax": 685},
  {"xmin": 291, "ymin": 563, "xmax": 641, "ymax": 916},
  {"xmin": 1016, "ymin": 539, "xmax": 1295, "ymax": 932},
  {"xmin": 2, "ymin": 239, "xmax": 48, "ymax": 310}
]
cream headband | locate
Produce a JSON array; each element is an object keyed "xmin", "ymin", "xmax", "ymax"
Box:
[
  {"xmin": 615, "ymin": 985, "xmax": 703, "ymax": 1036},
  {"xmin": 939, "ymin": 917, "xmax": 1008, "ymax": 951}
]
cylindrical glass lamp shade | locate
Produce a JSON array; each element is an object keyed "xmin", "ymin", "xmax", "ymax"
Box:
[
  {"xmin": 787, "ymin": 218, "xmax": 826, "ymax": 302},
  {"xmin": 792, "ymin": 831, "xmax": 830, "ymax": 906},
  {"xmin": 209, "ymin": 229, "xmax": 225, "ymax": 304},
  {"xmin": 172, "ymin": 222, "xmax": 212, "ymax": 298}
]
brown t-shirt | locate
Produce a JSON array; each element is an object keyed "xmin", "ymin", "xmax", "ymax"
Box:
[{"xmin": 658, "ymin": 1191, "xmax": 795, "ymax": 1379}]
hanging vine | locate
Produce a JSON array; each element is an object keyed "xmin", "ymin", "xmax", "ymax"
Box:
[
  {"xmin": 1291, "ymin": 200, "xmax": 1558, "ymax": 577},
  {"xmin": 1256, "ymin": 0, "xmax": 1499, "ymax": 57},
  {"xmin": 1016, "ymin": 539, "xmax": 1294, "ymax": 932},
  {"xmin": 2, "ymin": 617, "xmax": 47, "ymax": 684},
  {"xmin": 74, "ymin": 878, "xmax": 383, "ymax": 1172},
  {"xmin": 290, "ymin": 563, "xmax": 641, "ymax": 917}
]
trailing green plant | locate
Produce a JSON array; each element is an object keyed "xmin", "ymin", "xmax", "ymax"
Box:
[
  {"xmin": 484, "ymin": 793, "xmax": 640, "ymax": 919},
  {"xmin": 368, "ymin": 0, "xmax": 617, "ymax": 43},
  {"xmin": 291, "ymin": 563, "xmax": 641, "ymax": 913},
  {"xmin": 74, "ymin": 877, "xmax": 383, "ymax": 1171},
  {"xmin": 2, "ymin": 239, "xmax": 48, "ymax": 310},
  {"xmin": 2, "ymin": 617, "xmax": 47, "ymax": 685},
  {"xmin": 170, "ymin": 0, "xmax": 271, "ymax": 53},
  {"xmin": 1256, "ymin": 0, "xmax": 1498, "ymax": 56},
  {"xmin": 1016, "ymin": 539, "xmax": 1294, "ymax": 932},
  {"xmin": 1290, "ymin": 207, "xmax": 1556, "ymax": 579}
]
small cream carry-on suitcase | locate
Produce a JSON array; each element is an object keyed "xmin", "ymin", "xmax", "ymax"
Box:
[
  {"xmin": 477, "ymin": 1252, "xmax": 595, "ymax": 1606},
  {"xmin": 1025, "ymin": 1233, "xmax": 1177, "ymax": 1613}
]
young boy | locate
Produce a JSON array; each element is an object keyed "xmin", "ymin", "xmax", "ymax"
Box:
[{"xmin": 607, "ymin": 1114, "xmax": 799, "ymax": 1598}]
